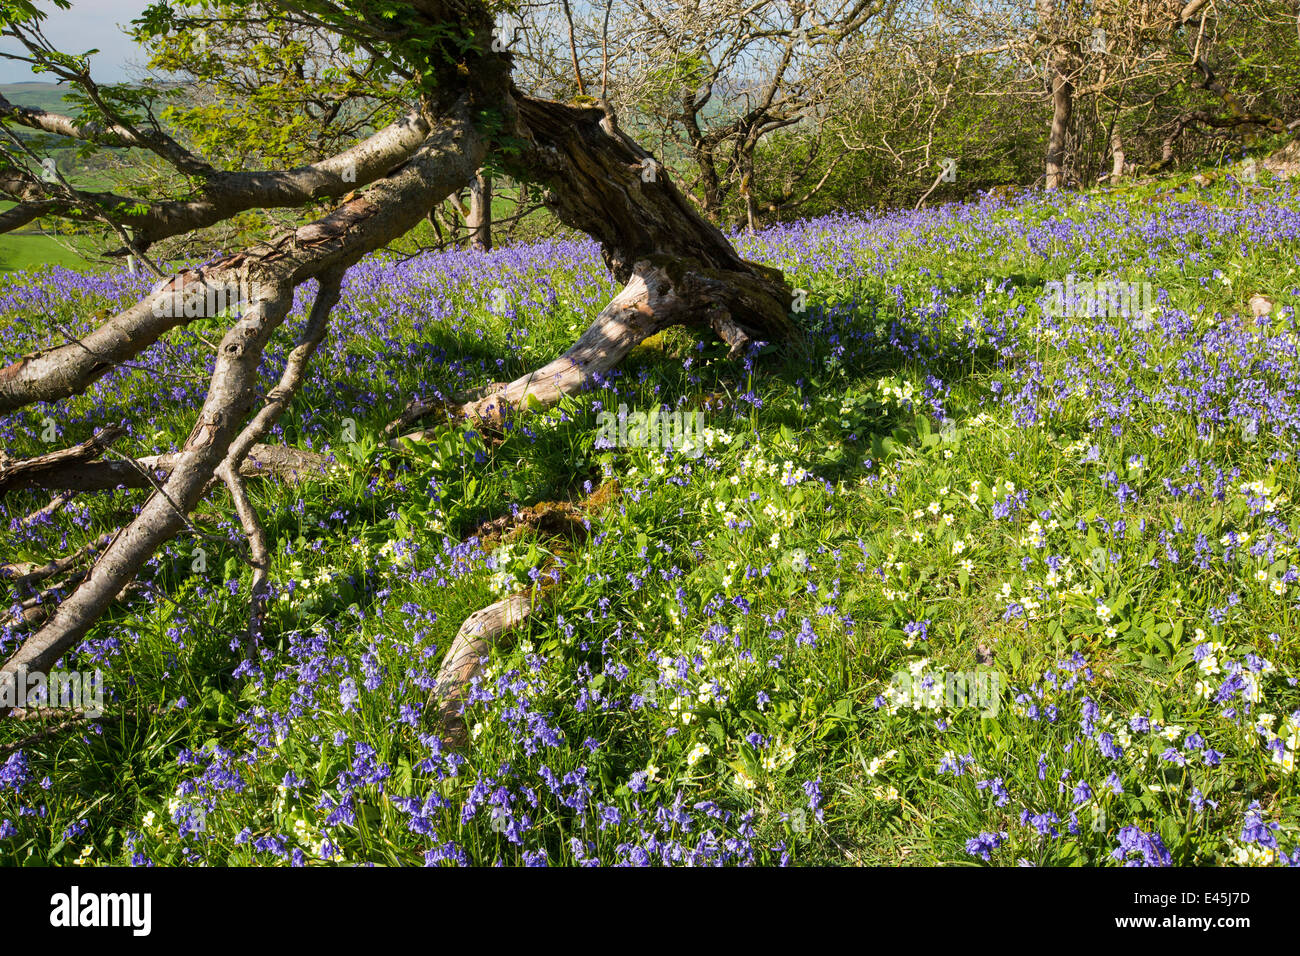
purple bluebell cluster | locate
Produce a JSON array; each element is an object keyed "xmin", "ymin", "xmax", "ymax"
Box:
[{"xmin": 3, "ymin": 179, "xmax": 1300, "ymax": 865}]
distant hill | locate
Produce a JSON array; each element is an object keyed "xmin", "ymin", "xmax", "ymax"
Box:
[
  {"xmin": 0, "ymin": 83, "xmax": 116, "ymax": 272},
  {"xmin": 0, "ymin": 81, "xmax": 77, "ymax": 113}
]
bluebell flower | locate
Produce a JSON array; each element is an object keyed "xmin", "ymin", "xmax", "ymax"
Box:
[
  {"xmin": 964, "ymin": 831, "xmax": 1006, "ymax": 861},
  {"xmin": 1112, "ymin": 826, "xmax": 1171, "ymax": 867},
  {"xmin": 1241, "ymin": 802, "xmax": 1280, "ymax": 849}
]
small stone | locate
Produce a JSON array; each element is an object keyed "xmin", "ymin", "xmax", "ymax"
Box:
[{"xmin": 1249, "ymin": 294, "xmax": 1274, "ymax": 318}]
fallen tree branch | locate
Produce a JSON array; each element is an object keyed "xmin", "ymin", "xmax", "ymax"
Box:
[
  {"xmin": 218, "ymin": 467, "xmax": 271, "ymax": 651},
  {"xmin": 1, "ymin": 531, "xmax": 114, "ymax": 590},
  {"xmin": 0, "ymin": 425, "xmax": 124, "ymax": 495},
  {"xmin": 0, "ymin": 443, "xmax": 329, "ymax": 494},
  {"xmin": 0, "ymin": 278, "xmax": 296, "ymax": 716},
  {"xmin": 13, "ymin": 492, "xmax": 75, "ymax": 529},
  {"xmin": 433, "ymin": 589, "xmax": 541, "ymax": 748},
  {"xmin": 384, "ymin": 380, "xmax": 506, "ymax": 442},
  {"xmin": 1, "ymin": 104, "xmax": 486, "ymax": 717},
  {"xmin": 3, "ymin": 571, "xmax": 88, "ymax": 633},
  {"xmin": 216, "ymin": 269, "xmax": 344, "ymax": 648},
  {"xmin": 0, "ymin": 8, "xmax": 801, "ymax": 737},
  {"xmin": 707, "ymin": 306, "xmax": 753, "ymax": 360},
  {"xmin": 0, "ymin": 712, "xmax": 92, "ymax": 757}
]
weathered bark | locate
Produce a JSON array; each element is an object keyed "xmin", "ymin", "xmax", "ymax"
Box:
[
  {"xmin": 1038, "ymin": 0, "xmax": 1074, "ymax": 191},
  {"xmin": 466, "ymin": 171, "xmax": 493, "ymax": 251},
  {"xmin": 1263, "ymin": 137, "xmax": 1300, "ymax": 178},
  {"xmin": 512, "ymin": 95, "xmax": 787, "ymax": 293},
  {"xmin": 461, "ymin": 260, "xmax": 682, "ymax": 421},
  {"xmin": 1, "ymin": 106, "xmax": 486, "ymax": 716},
  {"xmin": 431, "ymin": 483, "xmax": 609, "ymax": 747},
  {"xmin": 443, "ymin": 93, "xmax": 794, "ymax": 423},
  {"xmin": 434, "ymin": 590, "xmax": 540, "ymax": 747}
]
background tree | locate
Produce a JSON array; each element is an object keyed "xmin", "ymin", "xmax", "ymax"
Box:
[{"xmin": 528, "ymin": 1, "xmax": 891, "ymax": 229}]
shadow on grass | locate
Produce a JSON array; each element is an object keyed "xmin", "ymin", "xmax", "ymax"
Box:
[{"xmin": 0, "ymin": 288, "xmax": 1023, "ymax": 861}]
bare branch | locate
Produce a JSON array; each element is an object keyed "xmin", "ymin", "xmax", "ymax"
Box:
[{"xmin": 1, "ymin": 103, "xmax": 486, "ymax": 713}]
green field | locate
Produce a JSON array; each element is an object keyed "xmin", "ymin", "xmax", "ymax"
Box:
[
  {"xmin": 2, "ymin": 168, "xmax": 1299, "ymax": 867},
  {"xmin": 0, "ymin": 229, "xmax": 96, "ymax": 272},
  {"xmin": 0, "ymin": 83, "xmax": 143, "ymax": 274}
]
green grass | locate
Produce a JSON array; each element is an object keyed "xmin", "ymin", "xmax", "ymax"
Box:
[
  {"xmin": 0, "ymin": 230, "xmax": 97, "ymax": 272},
  {"xmin": 1, "ymin": 169, "xmax": 1298, "ymax": 867}
]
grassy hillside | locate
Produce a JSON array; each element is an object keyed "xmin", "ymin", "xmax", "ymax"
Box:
[
  {"xmin": 1, "ymin": 170, "xmax": 1298, "ymax": 867},
  {"xmin": 0, "ymin": 229, "xmax": 96, "ymax": 272},
  {"xmin": 0, "ymin": 81, "xmax": 77, "ymax": 113},
  {"xmin": 0, "ymin": 83, "xmax": 137, "ymax": 274}
]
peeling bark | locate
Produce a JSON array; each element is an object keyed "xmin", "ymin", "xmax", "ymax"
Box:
[
  {"xmin": 433, "ymin": 590, "xmax": 540, "ymax": 748},
  {"xmin": 1, "ymin": 106, "xmax": 485, "ymax": 715},
  {"xmin": 0, "ymin": 1, "xmax": 797, "ymax": 731}
]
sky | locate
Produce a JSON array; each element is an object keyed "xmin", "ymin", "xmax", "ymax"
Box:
[{"xmin": 0, "ymin": 0, "xmax": 153, "ymax": 85}]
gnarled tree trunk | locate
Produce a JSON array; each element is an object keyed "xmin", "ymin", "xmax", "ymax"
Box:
[
  {"xmin": 0, "ymin": 2, "xmax": 795, "ymax": 719},
  {"xmin": 447, "ymin": 94, "xmax": 793, "ymax": 424}
]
